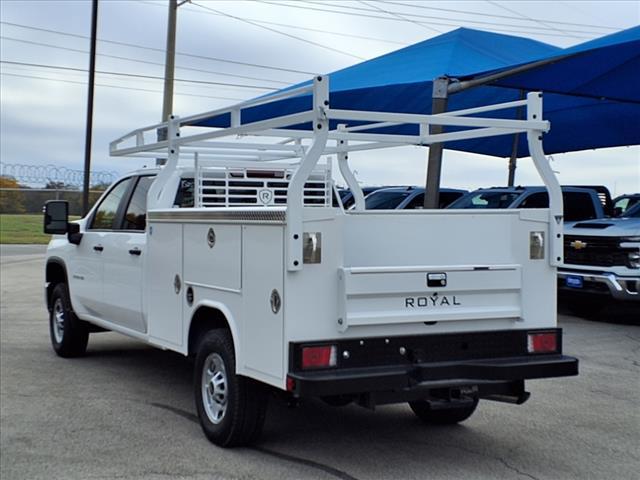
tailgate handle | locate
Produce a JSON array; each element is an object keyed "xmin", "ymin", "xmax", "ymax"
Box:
[{"xmin": 427, "ymin": 273, "xmax": 447, "ymax": 288}]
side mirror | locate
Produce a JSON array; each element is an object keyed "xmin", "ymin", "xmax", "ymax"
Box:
[
  {"xmin": 43, "ymin": 201, "xmax": 69, "ymax": 234},
  {"xmin": 43, "ymin": 200, "xmax": 83, "ymax": 245},
  {"xmin": 68, "ymin": 222, "xmax": 82, "ymax": 245}
]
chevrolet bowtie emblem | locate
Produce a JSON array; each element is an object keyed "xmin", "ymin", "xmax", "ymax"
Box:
[{"xmin": 570, "ymin": 240, "xmax": 587, "ymax": 250}]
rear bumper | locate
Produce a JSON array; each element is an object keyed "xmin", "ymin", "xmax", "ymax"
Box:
[
  {"xmin": 288, "ymin": 354, "xmax": 578, "ymax": 397},
  {"xmin": 558, "ymin": 270, "xmax": 640, "ymax": 301}
]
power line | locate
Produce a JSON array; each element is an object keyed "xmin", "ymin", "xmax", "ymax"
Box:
[
  {"xmin": 358, "ymin": 0, "xmax": 442, "ymax": 34},
  {"xmin": 301, "ymin": 0, "xmax": 594, "ymax": 37},
  {"xmin": 1, "ymin": 63, "xmax": 247, "ymax": 93},
  {"xmin": 486, "ymin": 1, "xmax": 571, "ymax": 38},
  {"xmin": 257, "ymin": 0, "xmax": 594, "ymax": 39},
  {"xmin": 0, "ymin": 72, "xmax": 247, "ymax": 101},
  {"xmin": 190, "ymin": 1, "xmax": 366, "ymax": 60},
  {"xmin": 0, "ymin": 20, "xmax": 313, "ymax": 77},
  {"xmin": 0, "ymin": 36, "xmax": 289, "ymax": 89},
  {"xmin": 376, "ymin": 0, "xmax": 617, "ymax": 31},
  {"xmin": 137, "ymin": 1, "xmax": 407, "ymax": 46},
  {"xmin": 1, "ymin": 63, "xmax": 235, "ymax": 93},
  {"xmin": 0, "ymin": 60, "xmax": 279, "ymax": 90}
]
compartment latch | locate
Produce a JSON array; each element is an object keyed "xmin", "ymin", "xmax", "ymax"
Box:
[{"xmin": 427, "ymin": 272, "xmax": 447, "ymax": 288}]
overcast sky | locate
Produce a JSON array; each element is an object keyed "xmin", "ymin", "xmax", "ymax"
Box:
[{"xmin": 1, "ymin": 0, "xmax": 639, "ymax": 194}]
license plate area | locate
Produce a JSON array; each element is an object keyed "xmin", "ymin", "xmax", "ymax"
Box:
[{"xmin": 565, "ymin": 275, "xmax": 583, "ymax": 289}]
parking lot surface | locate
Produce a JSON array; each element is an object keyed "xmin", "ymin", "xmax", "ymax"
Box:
[{"xmin": 1, "ymin": 246, "xmax": 638, "ymax": 480}]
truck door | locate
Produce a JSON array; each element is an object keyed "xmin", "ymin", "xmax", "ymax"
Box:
[
  {"xmin": 101, "ymin": 175, "xmax": 154, "ymax": 333},
  {"xmin": 68, "ymin": 177, "xmax": 134, "ymax": 320}
]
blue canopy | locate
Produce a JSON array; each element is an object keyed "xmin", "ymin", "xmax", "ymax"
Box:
[{"xmin": 194, "ymin": 27, "xmax": 640, "ymax": 158}]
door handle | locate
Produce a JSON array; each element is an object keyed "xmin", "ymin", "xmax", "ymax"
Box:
[
  {"xmin": 129, "ymin": 248, "xmax": 142, "ymax": 256},
  {"xmin": 93, "ymin": 245, "xmax": 104, "ymax": 252}
]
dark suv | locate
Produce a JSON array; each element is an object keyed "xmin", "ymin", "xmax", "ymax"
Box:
[
  {"xmin": 362, "ymin": 186, "xmax": 467, "ymax": 210},
  {"xmin": 447, "ymin": 186, "xmax": 608, "ymax": 222}
]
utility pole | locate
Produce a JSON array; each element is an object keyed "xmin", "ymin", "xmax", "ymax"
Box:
[
  {"xmin": 82, "ymin": 0, "xmax": 98, "ymax": 215},
  {"xmin": 157, "ymin": 0, "xmax": 186, "ymax": 165}
]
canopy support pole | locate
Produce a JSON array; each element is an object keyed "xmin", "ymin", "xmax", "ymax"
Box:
[
  {"xmin": 424, "ymin": 54, "xmax": 576, "ymax": 202},
  {"xmin": 507, "ymin": 90, "xmax": 526, "ymax": 186},
  {"xmin": 424, "ymin": 77, "xmax": 449, "ymax": 209}
]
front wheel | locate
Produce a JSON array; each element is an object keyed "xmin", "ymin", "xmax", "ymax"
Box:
[
  {"xmin": 194, "ymin": 329, "xmax": 268, "ymax": 447},
  {"xmin": 409, "ymin": 398, "xmax": 479, "ymax": 425},
  {"xmin": 49, "ymin": 283, "xmax": 89, "ymax": 358}
]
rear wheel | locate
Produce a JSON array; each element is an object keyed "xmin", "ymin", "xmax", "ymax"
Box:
[
  {"xmin": 49, "ymin": 283, "xmax": 89, "ymax": 357},
  {"xmin": 409, "ymin": 397, "xmax": 479, "ymax": 425},
  {"xmin": 194, "ymin": 329, "xmax": 268, "ymax": 447}
]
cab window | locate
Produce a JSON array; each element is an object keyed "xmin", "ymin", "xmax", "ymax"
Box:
[
  {"xmin": 364, "ymin": 191, "xmax": 411, "ymax": 209},
  {"xmin": 90, "ymin": 178, "xmax": 134, "ymax": 230},
  {"xmin": 519, "ymin": 192, "xmax": 548, "ymax": 208},
  {"xmin": 174, "ymin": 178, "xmax": 195, "ymax": 208},
  {"xmin": 123, "ymin": 176, "xmax": 155, "ymax": 231},
  {"xmin": 563, "ymin": 192, "xmax": 597, "ymax": 221}
]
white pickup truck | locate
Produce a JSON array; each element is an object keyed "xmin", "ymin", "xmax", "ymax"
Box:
[
  {"xmin": 44, "ymin": 77, "xmax": 578, "ymax": 447},
  {"xmin": 559, "ymin": 203, "xmax": 640, "ymax": 314}
]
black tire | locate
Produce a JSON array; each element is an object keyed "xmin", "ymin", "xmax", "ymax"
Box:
[
  {"xmin": 49, "ymin": 283, "xmax": 89, "ymax": 358},
  {"xmin": 194, "ymin": 329, "xmax": 268, "ymax": 447},
  {"xmin": 409, "ymin": 397, "xmax": 479, "ymax": 425}
]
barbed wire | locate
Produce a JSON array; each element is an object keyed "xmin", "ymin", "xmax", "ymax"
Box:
[{"xmin": 0, "ymin": 163, "xmax": 117, "ymax": 187}]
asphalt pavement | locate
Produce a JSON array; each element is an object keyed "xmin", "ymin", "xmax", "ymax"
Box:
[{"xmin": 1, "ymin": 247, "xmax": 638, "ymax": 480}]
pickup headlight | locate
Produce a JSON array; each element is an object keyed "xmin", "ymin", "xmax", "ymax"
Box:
[{"xmin": 621, "ymin": 237, "xmax": 640, "ymax": 269}]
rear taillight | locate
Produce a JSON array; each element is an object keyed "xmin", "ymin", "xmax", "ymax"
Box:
[
  {"xmin": 301, "ymin": 345, "xmax": 337, "ymax": 369},
  {"xmin": 527, "ymin": 332, "xmax": 558, "ymax": 354},
  {"xmin": 286, "ymin": 376, "xmax": 296, "ymax": 392}
]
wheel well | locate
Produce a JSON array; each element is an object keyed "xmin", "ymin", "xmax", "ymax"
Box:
[
  {"xmin": 188, "ymin": 307, "xmax": 232, "ymax": 356},
  {"xmin": 46, "ymin": 261, "xmax": 67, "ymax": 311}
]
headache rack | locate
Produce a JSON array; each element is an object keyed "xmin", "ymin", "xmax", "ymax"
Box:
[
  {"xmin": 195, "ymin": 161, "xmax": 332, "ymax": 208},
  {"xmin": 109, "ymin": 75, "xmax": 563, "ymax": 272}
]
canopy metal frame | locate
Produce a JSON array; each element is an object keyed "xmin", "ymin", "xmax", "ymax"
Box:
[{"xmin": 110, "ymin": 75, "xmax": 563, "ymax": 272}]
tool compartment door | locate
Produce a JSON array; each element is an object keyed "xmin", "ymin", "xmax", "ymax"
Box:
[
  {"xmin": 147, "ymin": 222, "xmax": 183, "ymax": 347},
  {"xmin": 338, "ymin": 265, "xmax": 522, "ymax": 332},
  {"xmin": 241, "ymin": 225, "xmax": 285, "ymax": 382}
]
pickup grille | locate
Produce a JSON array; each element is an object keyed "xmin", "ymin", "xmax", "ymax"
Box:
[{"xmin": 564, "ymin": 235, "xmax": 629, "ymax": 267}]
